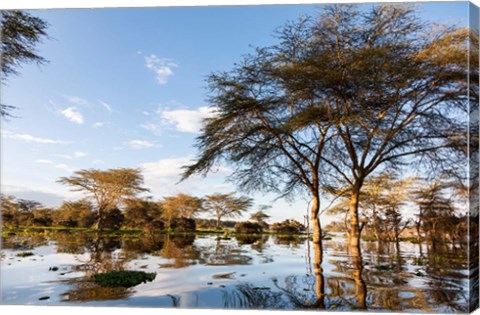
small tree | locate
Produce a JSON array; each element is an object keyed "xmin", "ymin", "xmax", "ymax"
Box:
[
  {"xmin": 250, "ymin": 205, "xmax": 271, "ymax": 229},
  {"xmin": 1, "ymin": 194, "xmax": 19, "ymax": 226},
  {"xmin": 161, "ymin": 193, "xmax": 203, "ymax": 230},
  {"xmin": 58, "ymin": 168, "xmax": 148, "ymax": 230},
  {"xmin": 203, "ymin": 193, "xmax": 253, "ymax": 229},
  {"xmin": 124, "ymin": 198, "xmax": 164, "ymax": 233},
  {"xmin": 15, "ymin": 198, "xmax": 42, "ymax": 226}
]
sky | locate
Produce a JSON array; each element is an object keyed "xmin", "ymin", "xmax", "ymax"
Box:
[{"xmin": 0, "ymin": 1, "xmax": 472, "ymax": 224}]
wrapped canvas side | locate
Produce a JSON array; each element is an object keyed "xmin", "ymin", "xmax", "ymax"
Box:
[{"xmin": 469, "ymin": 2, "xmax": 480, "ymax": 312}]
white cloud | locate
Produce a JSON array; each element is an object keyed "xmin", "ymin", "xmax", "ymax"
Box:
[
  {"xmin": 145, "ymin": 54, "xmax": 177, "ymax": 85},
  {"xmin": 2, "ymin": 130, "xmax": 70, "ymax": 144},
  {"xmin": 92, "ymin": 159, "xmax": 105, "ymax": 165},
  {"xmin": 92, "ymin": 122, "xmax": 105, "ymax": 128},
  {"xmin": 159, "ymin": 106, "xmax": 216, "ymax": 133},
  {"xmin": 60, "ymin": 107, "xmax": 84, "ymax": 124},
  {"xmin": 141, "ymin": 157, "xmax": 192, "ymax": 179},
  {"xmin": 55, "ymin": 164, "xmax": 74, "ymax": 173},
  {"xmin": 67, "ymin": 96, "xmax": 89, "ymax": 107},
  {"xmin": 35, "ymin": 159, "xmax": 54, "ymax": 164},
  {"xmin": 126, "ymin": 139, "xmax": 159, "ymax": 149},
  {"xmin": 74, "ymin": 151, "xmax": 87, "ymax": 158},
  {"xmin": 98, "ymin": 100, "xmax": 113, "ymax": 113}
]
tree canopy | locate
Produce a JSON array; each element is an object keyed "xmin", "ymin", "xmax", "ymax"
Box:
[
  {"xmin": 58, "ymin": 168, "xmax": 148, "ymax": 229},
  {"xmin": 203, "ymin": 193, "xmax": 253, "ymax": 229}
]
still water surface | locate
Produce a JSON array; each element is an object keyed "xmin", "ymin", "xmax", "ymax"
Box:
[{"xmin": 0, "ymin": 233, "xmax": 469, "ymax": 312}]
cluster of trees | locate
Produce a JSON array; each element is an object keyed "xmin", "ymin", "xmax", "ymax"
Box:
[
  {"xmin": 325, "ymin": 171, "xmax": 469, "ymax": 246},
  {"xmin": 181, "ymin": 3, "xmax": 477, "ymax": 253}
]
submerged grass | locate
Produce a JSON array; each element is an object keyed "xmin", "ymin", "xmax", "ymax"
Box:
[
  {"xmin": 16, "ymin": 251, "xmax": 34, "ymax": 257},
  {"xmin": 93, "ymin": 271, "xmax": 156, "ymax": 288}
]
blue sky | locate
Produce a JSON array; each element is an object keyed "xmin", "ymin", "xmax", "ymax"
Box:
[{"xmin": 1, "ymin": 2, "xmax": 471, "ymax": 223}]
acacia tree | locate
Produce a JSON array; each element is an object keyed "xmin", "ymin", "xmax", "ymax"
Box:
[
  {"xmin": 305, "ymin": 4, "xmax": 470, "ymax": 251},
  {"xmin": 161, "ymin": 193, "xmax": 203, "ymax": 230},
  {"xmin": 1, "ymin": 10, "xmax": 49, "ymax": 117},
  {"xmin": 203, "ymin": 193, "xmax": 253, "ymax": 229},
  {"xmin": 183, "ymin": 4, "xmax": 471, "ymax": 251},
  {"xmin": 181, "ymin": 17, "xmax": 337, "ymax": 246},
  {"xmin": 58, "ymin": 168, "xmax": 148, "ymax": 230},
  {"xmin": 250, "ymin": 205, "xmax": 271, "ymax": 226}
]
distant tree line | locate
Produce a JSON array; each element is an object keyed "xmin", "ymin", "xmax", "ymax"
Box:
[{"xmin": 1, "ymin": 168, "xmax": 306, "ymax": 235}]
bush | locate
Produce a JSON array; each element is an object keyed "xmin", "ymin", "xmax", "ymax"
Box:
[
  {"xmin": 102, "ymin": 208, "xmax": 125, "ymax": 230},
  {"xmin": 171, "ymin": 217, "xmax": 196, "ymax": 232},
  {"xmin": 234, "ymin": 221, "xmax": 264, "ymax": 234},
  {"xmin": 270, "ymin": 219, "xmax": 306, "ymax": 234},
  {"xmin": 93, "ymin": 271, "xmax": 156, "ymax": 288}
]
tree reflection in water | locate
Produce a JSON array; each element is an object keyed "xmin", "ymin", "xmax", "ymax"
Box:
[{"xmin": 1, "ymin": 232, "xmax": 470, "ymax": 311}]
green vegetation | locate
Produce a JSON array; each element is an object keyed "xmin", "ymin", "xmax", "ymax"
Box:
[
  {"xmin": 93, "ymin": 271, "xmax": 156, "ymax": 288},
  {"xmin": 16, "ymin": 251, "xmax": 34, "ymax": 257},
  {"xmin": 234, "ymin": 221, "xmax": 264, "ymax": 234}
]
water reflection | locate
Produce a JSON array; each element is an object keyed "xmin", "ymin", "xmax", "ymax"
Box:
[{"xmin": 1, "ymin": 232, "xmax": 470, "ymax": 312}]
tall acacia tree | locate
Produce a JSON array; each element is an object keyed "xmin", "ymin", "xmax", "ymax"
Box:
[
  {"xmin": 306, "ymin": 4, "xmax": 471, "ymax": 250},
  {"xmin": 161, "ymin": 193, "xmax": 203, "ymax": 230},
  {"xmin": 182, "ymin": 16, "xmax": 338, "ymax": 247},
  {"xmin": 182, "ymin": 4, "xmax": 471, "ymax": 252},
  {"xmin": 58, "ymin": 168, "xmax": 148, "ymax": 230}
]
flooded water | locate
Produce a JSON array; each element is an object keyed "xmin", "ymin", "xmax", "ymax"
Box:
[{"xmin": 0, "ymin": 232, "xmax": 470, "ymax": 312}]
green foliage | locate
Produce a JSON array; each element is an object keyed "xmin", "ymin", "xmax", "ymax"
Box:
[
  {"xmin": 16, "ymin": 251, "xmax": 34, "ymax": 257},
  {"xmin": 93, "ymin": 271, "xmax": 156, "ymax": 288}
]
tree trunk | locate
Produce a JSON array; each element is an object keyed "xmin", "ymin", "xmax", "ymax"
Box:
[
  {"xmin": 310, "ymin": 195, "xmax": 322, "ymax": 246},
  {"xmin": 349, "ymin": 183, "xmax": 362, "ymax": 249},
  {"xmin": 94, "ymin": 208, "xmax": 105, "ymax": 231},
  {"xmin": 310, "ymin": 194, "xmax": 324, "ymax": 308},
  {"xmin": 312, "ymin": 241, "xmax": 325, "ymax": 308},
  {"xmin": 352, "ymin": 243, "xmax": 367, "ymax": 309},
  {"xmin": 372, "ymin": 206, "xmax": 380, "ymax": 241}
]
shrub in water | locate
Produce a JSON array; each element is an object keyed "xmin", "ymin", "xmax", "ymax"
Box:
[
  {"xmin": 234, "ymin": 221, "xmax": 264, "ymax": 234},
  {"xmin": 93, "ymin": 270, "xmax": 156, "ymax": 288}
]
